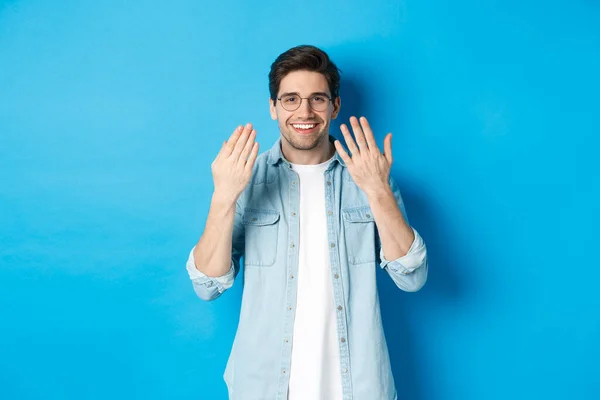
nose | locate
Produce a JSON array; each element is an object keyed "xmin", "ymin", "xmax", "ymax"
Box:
[{"xmin": 297, "ymin": 98, "xmax": 314, "ymax": 118}]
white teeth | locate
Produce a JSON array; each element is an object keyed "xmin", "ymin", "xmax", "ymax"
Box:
[{"xmin": 292, "ymin": 124, "xmax": 316, "ymax": 129}]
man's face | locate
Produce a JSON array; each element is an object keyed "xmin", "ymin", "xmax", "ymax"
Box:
[{"xmin": 270, "ymin": 70, "xmax": 341, "ymax": 151}]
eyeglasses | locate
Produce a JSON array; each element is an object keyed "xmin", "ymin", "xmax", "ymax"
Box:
[{"xmin": 277, "ymin": 93, "xmax": 333, "ymax": 112}]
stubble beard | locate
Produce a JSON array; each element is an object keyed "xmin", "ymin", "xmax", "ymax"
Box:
[{"xmin": 280, "ymin": 124, "xmax": 328, "ymax": 151}]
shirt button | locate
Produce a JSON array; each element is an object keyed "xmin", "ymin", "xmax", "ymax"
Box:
[
  {"xmin": 252, "ymin": 217, "xmax": 258, "ymax": 221},
  {"xmin": 327, "ymin": 211, "xmax": 333, "ymax": 216},
  {"xmin": 365, "ymin": 214, "xmax": 371, "ymax": 218},
  {"xmin": 327, "ymin": 181, "xmax": 332, "ymax": 186},
  {"xmin": 334, "ymin": 274, "xmax": 339, "ymax": 279},
  {"xmin": 206, "ymin": 281, "xmax": 213, "ymax": 287},
  {"xmin": 342, "ymin": 368, "xmax": 348, "ymax": 373},
  {"xmin": 290, "ymin": 243, "xmax": 295, "ymax": 248},
  {"xmin": 341, "ymin": 338, "xmax": 346, "ymax": 343},
  {"xmin": 337, "ymin": 305, "xmax": 342, "ymax": 311},
  {"xmin": 290, "ymin": 275, "xmax": 294, "ymax": 280},
  {"xmin": 282, "ymin": 370, "xmax": 287, "ymax": 374},
  {"xmin": 288, "ymin": 306, "xmax": 292, "ymax": 311},
  {"xmin": 292, "ymin": 212, "xmax": 296, "ymax": 216},
  {"xmin": 285, "ymin": 339, "xmax": 289, "ymax": 343},
  {"xmin": 292, "ymin": 181, "xmax": 296, "ymax": 185},
  {"xmin": 330, "ymin": 243, "xmax": 335, "ymax": 248}
]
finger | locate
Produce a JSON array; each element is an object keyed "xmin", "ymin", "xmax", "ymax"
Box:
[
  {"xmin": 244, "ymin": 142, "xmax": 260, "ymax": 173},
  {"xmin": 383, "ymin": 133, "xmax": 393, "ymax": 165},
  {"xmin": 238, "ymin": 129, "xmax": 256, "ymax": 164},
  {"xmin": 222, "ymin": 125, "xmax": 244, "ymax": 157},
  {"xmin": 231, "ymin": 123, "xmax": 253, "ymax": 160},
  {"xmin": 334, "ymin": 140, "xmax": 353, "ymax": 165},
  {"xmin": 350, "ymin": 116, "xmax": 368, "ymax": 152},
  {"xmin": 359, "ymin": 117, "xmax": 380, "ymax": 154},
  {"xmin": 340, "ymin": 123, "xmax": 359, "ymax": 156}
]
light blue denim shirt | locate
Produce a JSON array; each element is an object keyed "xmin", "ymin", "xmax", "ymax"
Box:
[{"xmin": 186, "ymin": 136, "xmax": 428, "ymax": 400}]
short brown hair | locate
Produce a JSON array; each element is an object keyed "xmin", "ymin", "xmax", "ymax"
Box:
[{"xmin": 269, "ymin": 45, "xmax": 341, "ymax": 103}]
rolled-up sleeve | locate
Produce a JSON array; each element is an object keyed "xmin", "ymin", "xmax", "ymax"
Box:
[
  {"xmin": 380, "ymin": 227, "xmax": 426, "ymax": 273},
  {"xmin": 379, "ymin": 228, "xmax": 428, "ymax": 292},
  {"xmin": 378, "ymin": 176, "xmax": 429, "ymax": 292},
  {"xmin": 186, "ymin": 200, "xmax": 245, "ymax": 301},
  {"xmin": 186, "ymin": 246, "xmax": 236, "ymax": 301}
]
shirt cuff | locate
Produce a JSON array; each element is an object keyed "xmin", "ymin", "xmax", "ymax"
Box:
[
  {"xmin": 186, "ymin": 247, "xmax": 235, "ymax": 292},
  {"xmin": 380, "ymin": 227, "xmax": 426, "ymax": 274}
]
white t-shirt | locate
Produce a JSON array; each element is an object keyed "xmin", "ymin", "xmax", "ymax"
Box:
[{"xmin": 287, "ymin": 156, "xmax": 342, "ymax": 400}]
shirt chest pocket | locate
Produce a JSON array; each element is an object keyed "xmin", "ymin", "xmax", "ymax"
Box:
[
  {"xmin": 342, "ymin": 206, "xmax": 376, "ymax": 266},
  {"xmin": 242, "ymin": 208, "xmax": 280, "ymax": 267}
]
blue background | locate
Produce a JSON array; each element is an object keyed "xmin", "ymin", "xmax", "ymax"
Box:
[{"xmin": 1, "ymin": 0, "xmax": 599, "ymax": 399}]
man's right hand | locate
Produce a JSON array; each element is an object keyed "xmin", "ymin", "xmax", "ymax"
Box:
[{"xmin": 211, "ymin": 123, "xmax": 259, "ymax": 204}]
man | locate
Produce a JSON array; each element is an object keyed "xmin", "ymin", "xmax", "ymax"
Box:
[{"xmin": 186, "ymin": 45, "xmax": 428, "ymax": 400}]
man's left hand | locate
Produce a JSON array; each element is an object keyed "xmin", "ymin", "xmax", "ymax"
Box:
[{"xmin": 334, "ymin": 116, "xmax": 393, "ymax": 198}]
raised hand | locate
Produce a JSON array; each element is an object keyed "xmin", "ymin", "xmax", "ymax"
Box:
[
  {"xmin": 334, "ymin": 116, "xmax": 393, "ymax": 198},
  {"xmin": 211, "ymin": 123, "xmax": 259, "ymax": 204}
]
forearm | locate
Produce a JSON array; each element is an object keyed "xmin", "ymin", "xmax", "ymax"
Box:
[
  {"xmin": 192, "ymin": 193, "xmax": 237, "ymax": 278},
  {"xmin": 367, "ymin": 185, "xmax": 415, "ymax": 259}
]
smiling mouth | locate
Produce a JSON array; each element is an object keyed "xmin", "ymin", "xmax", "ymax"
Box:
[{"xmin": 291, "ymin": 122, "xmax": 319, "ymax": 134}]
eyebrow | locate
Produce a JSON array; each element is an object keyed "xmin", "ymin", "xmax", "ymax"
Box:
[{"xmin": 279, "ymin": 91, "xmax": 331, "ymax": 97}]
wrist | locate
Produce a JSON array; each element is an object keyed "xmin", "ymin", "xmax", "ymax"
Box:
[
  {"xmin": 365, "ymin": 185, "xmax": 394, "ymax": 202},
  {"xmin": 211, "ymin": 191, "xmax": 238, "ymax": 209}
]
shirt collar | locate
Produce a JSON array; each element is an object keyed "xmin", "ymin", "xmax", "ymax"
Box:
[{"xmin": 266, "ymin": 135, "xmax": 347, "ymax": 168}]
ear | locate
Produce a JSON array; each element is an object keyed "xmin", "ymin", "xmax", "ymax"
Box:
[
  {"xmin": 331, "ymin": 96, "xmax": 341, "ymax": 119},
  {"xmin": 269, "ymin": 98, "xmax": 278, "ymax": 120}
]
